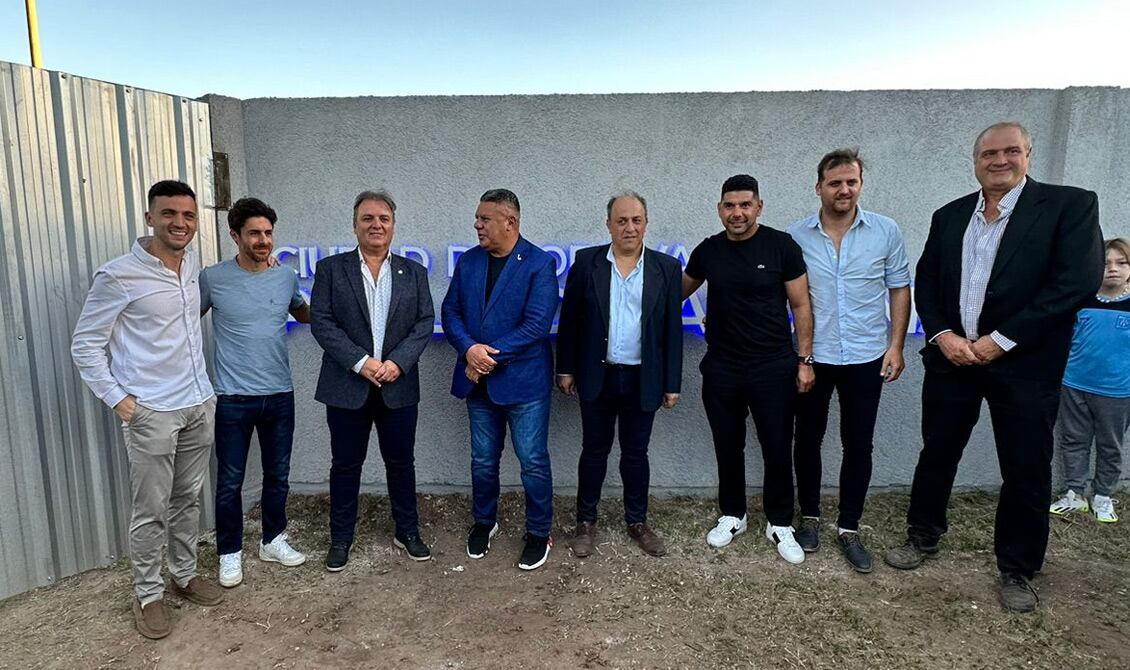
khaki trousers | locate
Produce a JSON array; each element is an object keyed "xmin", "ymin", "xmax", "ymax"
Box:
[{"xmin": 122, "ymin": 397, "xmax": 216, "ymax": 604}]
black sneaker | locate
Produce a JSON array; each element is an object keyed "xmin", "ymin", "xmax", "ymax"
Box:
[
  {"xmin": 999, "ymin": 573, "xmax": 1039, "ymax": 613},
  {"xmin": 467, "ymin": 522, "xmax": 499, "ymax": 559},
  {"xmin": 518, "ymin": 533, "xmax": 552, "ymax": 571},
  {"xmin": 325, "ymin": 542, "xmax": 351, "ymax": 572},
  {"xmin": 837, "ymin": 531, "xmax": 873, "ymax": 573},
  {"xmin": 795, "ymin": 517, "xmax": 821, "ymax": 553},
  {"xmin": 393, "ymin": 533, "xmax": 432, "ymax": 561}
]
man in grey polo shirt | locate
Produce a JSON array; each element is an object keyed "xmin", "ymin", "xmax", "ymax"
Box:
[
  {"xmin": 201, "ymin": 197, "xmax": 311, "ymax": 589},
  {"xmin": 72, "ymin": 180, "xmax": 225, "ymax": 640}
]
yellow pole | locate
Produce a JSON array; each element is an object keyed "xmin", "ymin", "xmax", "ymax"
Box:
[{"xmin": 26, "ymin": 0, "xmax": 43, "ymax": 68}]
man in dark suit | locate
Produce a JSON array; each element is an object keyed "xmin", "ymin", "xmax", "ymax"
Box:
[
  {"xmin": 441, "ymin": 188, "xmax": 559, "ymax": 571},
  {"xmin": 310, "ymin": 190, "xmax": 435, "ymax": 571},
  {"xmin": 885, "ymin": 122, "xmax": 1104, "ymax": 613},
  {"xmin": 556, "ymin": 191, "xmax": 683, "ymax": 557}
]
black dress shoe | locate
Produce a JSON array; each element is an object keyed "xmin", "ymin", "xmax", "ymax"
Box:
[
  {"xmin": 1000, "ymin": 573, "xmax": 1039, "ymax": 613},
  {"xmin": 393, "ymin": 533, "xmax": 432, "ymax": 561},
  {"xmin": 837, "ymin": 531, "xmax": 873, "ymax": 573},
  {"xmin": 325, "ymin": 542, "xmax": 351, "ymax": 572},
  {"xmin": 795, "ymin": 517, "xmax": 821, "ymax": 553}
]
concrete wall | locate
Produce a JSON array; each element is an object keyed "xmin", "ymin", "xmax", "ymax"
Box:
[{"xmin": 203, "ymin": 88, "xmax": 1130, "ymax": 500}]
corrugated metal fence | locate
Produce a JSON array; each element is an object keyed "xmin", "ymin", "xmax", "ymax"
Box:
[{"xmin": 0, "ymin": 61, "xmax": 218, "ymax": 600}]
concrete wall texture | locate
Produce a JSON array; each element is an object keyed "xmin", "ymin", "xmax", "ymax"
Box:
[{"xmin": 202, "ymin": 88, "xmax": 1130, "ymax": 502}]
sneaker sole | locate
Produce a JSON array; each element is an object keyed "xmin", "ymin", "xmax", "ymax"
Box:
[
  {"xmin": 706, "ymin": 526, "xmax": 747, "ymax": 548},
  {"xmin": 1095, "ymin": 516, "xmax": 1119, "ymax": 524},
  {"xmin": 259, "ymin": 548, "xmax": 307, "ymax": 567},
  {"xmin": 219, "ymin": 573, "xmax": 243, "ymax": 588},
  {"xmin": 1050, "ymin": 507, "xmax": 1089, "ymax": 517},
  {"xmin": 518, "ymin": 545, "xmax": 551, "ymax": 571},
  {"xmin": 324, "ymin": 562, "xmax": 348, "ymax": 573},
  {"xmin": 393, "ymin": 538, "xmax": 433, "ymax": 561},
  {"xmin": 467, "ymin": 523, "xmax": 500, "ymax": 559}
]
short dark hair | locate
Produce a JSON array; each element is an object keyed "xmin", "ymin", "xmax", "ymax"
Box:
[
  {"xmin": 227, "ymin": 197, "xmax": 277, "ymax": 233},
  {"xmin": 147, "ymin": 180, "xmax": 195, "ymax": 207},
  {"xmin": 480, "ymin": 188, "xmax": 521, "ymax": 215},
  {"xmin": 605, "ymin": 191, "xmax": 648, "ymax": 219},
  {"xmin": 817, "ymin": 148, "xmax": 864, "ymax": 183},
  {"xmin": 721, "ymin": 174, "xmax": 759, "ymax": 198},
  {"xmin": 352, "ymin": 190, "xmax": 397, "ymax": 221}
]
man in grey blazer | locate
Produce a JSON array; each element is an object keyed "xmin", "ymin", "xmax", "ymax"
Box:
[{"xmin": 310, "ymin": 190, "xmax": 435, "ymax": 571}]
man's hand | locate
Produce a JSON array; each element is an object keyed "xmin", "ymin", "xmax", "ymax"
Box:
[
  {"xmin": 662, "ymin": 393, "xmax": 680, "ymax": 409},
  {"xmin": 936, "ymin": 332, "xmax": 979, "ymax": 366},
  {"xmin": 466, "ymin": 343, "xmax": 500, "ymax": 376},
  {"xmin": 556, "ymin": 374, "xmax": 576, "ymax": 396},
  {"xmin": 465, "ymin": 363, "xmax": 482, "ymax": 383},
  {"xmin": 881, "ymin": 346, "xmax": 906, "ymax": 383},
  {"xmin": 114, "ymin": 395, "xmax": 138, "ymax": 423},
  {"xmin": 360, "ymin": 357, "xmax": 384, "ymax": 386},
  {"xmin": 797, "ymin": 364, "xmax": 815, "ymax": 393},
  {"xmin": 970, "ymin": 336, "xmax": 1006, "ymax": 365},
  {"xmin": 374, "ymin": 359, "xmax": 402, "ymax": 383}
]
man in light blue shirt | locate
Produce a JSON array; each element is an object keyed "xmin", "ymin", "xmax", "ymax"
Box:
[
  {"xmin": 201, "ymin": 197, "xmax": 311, "ymax": 588},
  {"xmin": 787, "ymin": 149, "xmax": 911, "ymax": 573}
]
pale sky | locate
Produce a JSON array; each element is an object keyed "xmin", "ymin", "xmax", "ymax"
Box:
[{"xmin": 2, "ymin": 0, "xmax": 1127, "ymax": 98}]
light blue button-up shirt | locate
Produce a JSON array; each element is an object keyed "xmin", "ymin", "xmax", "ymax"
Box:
[
  {"xmin": 605, "ymin": 246, "xmax": 644, "ymax": 365},
  {"xmin": 787, "ymin": 209, "xmax": 911, "ymax": 365}
]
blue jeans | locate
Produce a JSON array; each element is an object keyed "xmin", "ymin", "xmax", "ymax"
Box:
[
  {"xmin": 214, "ymin": 392, "xmax": 295, "ymax": 555},
  {"xmin": 467, "ymin": 395, "xmax": 554, "ymax": 536}
]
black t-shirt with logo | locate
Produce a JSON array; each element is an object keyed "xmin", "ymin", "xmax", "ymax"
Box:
[{"xmin": 684, "ymin": 226, "xmax": 806, "ymax": 365}]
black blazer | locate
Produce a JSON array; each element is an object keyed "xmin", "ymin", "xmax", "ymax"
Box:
[
  {"xmin": 310, "ymin": 249, "xmax": 434, "ymax": 409},
  {"xmin": 915, "ymin": 178, "xmax": 1103, "ymax": 381},
  {"xmin": 556, "ymin": 245, "xmax": 683, "ymax": 412}
]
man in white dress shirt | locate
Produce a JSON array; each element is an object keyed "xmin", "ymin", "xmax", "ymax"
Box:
[{"xmin": 71, "ymin": 180, "xmax": 224, "ymax": 640}]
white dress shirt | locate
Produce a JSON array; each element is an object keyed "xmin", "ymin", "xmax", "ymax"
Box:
[
  {"xmin": 958, "ymin": 178, "xmax": 1025, "ymax": 350},
  {"xmin": 70, "ymin": 237, "xmax": 214, "ymax": 411},
  {"xmin": 351, "ymin": 249, "xmax": 393, "ymax": 373}
]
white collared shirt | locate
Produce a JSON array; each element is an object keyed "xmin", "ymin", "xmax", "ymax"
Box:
[
  {"xmin": 959, "ymin": 178, "xmax": 1026, "ymax": 349},
  {"xmin": 71, "ymin": 237, "xmax": 214, "ymax": 411},
  {"xmin": 352, "ymin": 249, "xmax": 393, "ymax": 372}
]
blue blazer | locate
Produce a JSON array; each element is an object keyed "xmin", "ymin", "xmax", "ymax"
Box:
[{"xmin": 441, "ymin": 237, "xmax": 559, "ymax": 403}]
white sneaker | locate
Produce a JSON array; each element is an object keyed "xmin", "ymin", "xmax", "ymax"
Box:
[
  {"xmin": 218, "ymin": 551, "xmax": 243, "ymax": 587},
  {"xmin": 706, "ymin": 515, "xmax": 748, "ymax": 548},
  {"xmin": 1093, "ymin": 495, "xmax": 1119, "ymax": 523},
  {"xmin": 259, "ymin": 532, "xmax": 307, "ymax": 566},
  {"xmin": 766, "ymin": 523, "xmax": 805, "ymax": 565},
  {"xmin": 1049, "ymin": 490, "xmax": 1089, "ymax": 516}
]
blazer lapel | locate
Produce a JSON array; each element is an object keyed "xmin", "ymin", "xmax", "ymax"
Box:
[
  {"xmin": 484, "ymin": 237, "xmax": 529, "ymax": 316},
  {"xmin": 343, "ymin": 248, "xmax": 372, "ymax": 324},
  {"xmin": 387, "ymin": 254, "xmax": 405, "ymax": 323},
  {"xmin": 592, "ymin": 245, "xmax": 612, "ymax": 331},
  {"xmin": 988, "ymin": 178, "xmax": 1045, "ymax": 285},
  {"xmin": 641, "ymin": 248, "xmax": 662, "ymax": 326}
]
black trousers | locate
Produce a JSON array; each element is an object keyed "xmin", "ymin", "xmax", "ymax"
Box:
[
  {"xmin": 576, "ymin": 366, "xmax": 657, "ymax": 525},
  {"xmin": 326, "ymin": 386, "xmax": 420, "ymax": 544},
  {"xmin": 701, "ymin": 353, "xmax": 797, "ymax": 527},
  {"xmin": 793, "ymin": 358, "xmax": 884, "ymax": 531},
  {"xmin": 907, "ymin": 365, "xmax": 1060, "ymax": 578}
]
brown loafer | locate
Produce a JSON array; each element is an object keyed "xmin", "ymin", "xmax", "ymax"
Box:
[
  {"xmin": 627, "ymin": 522, "xmax": 666, "ymax": 557},
  {"xmin": 170, "ymin": 576, "xmax": 225, "ymax": 606},
  {"xmin": 132, "ymin": 597, "xmax": 171, "ymax": 640},
  {"xmin": 571, "ymin": 521, "xmax": 596, "ymax": 558}
]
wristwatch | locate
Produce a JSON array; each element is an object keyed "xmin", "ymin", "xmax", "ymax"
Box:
[{"xmin": 797, "ymin": 354, "xmax": 815, "ymax": 366}]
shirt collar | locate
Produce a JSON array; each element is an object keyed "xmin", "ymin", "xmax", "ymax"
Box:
[
  {"xmin": 606, "ymin": 245, "xmax": 645, "ymax": 271},
  {"xmin": 132, "ymin": 236, "xmax": 194, "ymax": 272},
  {"xmin": 975, "ymin": 177, "xmax": 1027, "ymax": 216},
  {"xmin": 808, "ymin": 208, "xmax": 867, "ymax": 231}
]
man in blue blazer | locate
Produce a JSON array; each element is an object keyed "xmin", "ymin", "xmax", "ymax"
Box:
[
  {"xmin": 310, "ymin": 190, "xmax": 435, "ymax": 571},
  {"xmin": 441, "ymin": 189, "xmax": 559, "ymax": 571},
  {"xmin": 556, "ymin": 192, "xmax": 683, "ymax": 558}
]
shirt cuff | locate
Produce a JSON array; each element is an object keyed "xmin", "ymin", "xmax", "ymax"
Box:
[
  {"xmin": 102, "ymin": 386, "xmax": 129, "ymax": 410},
  {"xmin": 352, "ymin": 355, "xmax": 369, "ymax": 374},
  {"xmin": 990, "ymin": 331, "xmax": 1017, "ymax": 351},
  {"xmin": 928, "ymin": 329, "xmax": 953, "ymax": 344}
]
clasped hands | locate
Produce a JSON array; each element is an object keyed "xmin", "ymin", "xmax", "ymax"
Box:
[
  {"xmin": 936, "ymin": 332, "xmax": 1005, "ymax": 366},
  {"xmin": 360, "ymin": 357, "xmax": 402, "ymax": 386},
  {"xmin": 464, "ymin": 343, "xmax": 500, "ymax": 383}
]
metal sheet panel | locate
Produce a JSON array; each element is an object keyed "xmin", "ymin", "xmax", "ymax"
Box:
[{"xmin": 0, "ymin": 61, "xmax": 217, "ymax": 600}]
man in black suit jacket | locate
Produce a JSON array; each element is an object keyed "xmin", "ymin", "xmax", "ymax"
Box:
[
  {"xmin": 310, "ymin": 190, "xmax": 435, "ymax": 571},
  {"xmin": 885, "ymin": 123, "xmax": 1103, "ymax": 613},
  {"xmin": 556, "ymin": 192, "xmax": 683, "ymax": 557}
]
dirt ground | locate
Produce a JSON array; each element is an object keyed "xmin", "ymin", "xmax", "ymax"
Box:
[{"xmin": 1, "ymin": 491, "xmax": 1127, "ymax": 670}]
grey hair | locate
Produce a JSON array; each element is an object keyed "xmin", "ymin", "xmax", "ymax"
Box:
[
  {"xmin": 605, "ymin": 191, "xmax": 648, "ymax": 219},
  {"xmin": 973, "ymin": 122, "xmax": 1032, "ymax": 156},
  {"xmin": 352, "ymin": 190, "xmax": 397, "ymax": 221}
]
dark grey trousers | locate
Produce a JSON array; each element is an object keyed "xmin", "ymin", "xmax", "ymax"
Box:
[{"xmin": 1056, "ymin": 386, "xmax": 1130, "ymax": 496}]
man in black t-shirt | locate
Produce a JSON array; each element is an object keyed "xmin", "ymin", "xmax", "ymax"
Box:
[{"xmin": 682, "ymin": 174, "xmax": 815, "ymax": 565}]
